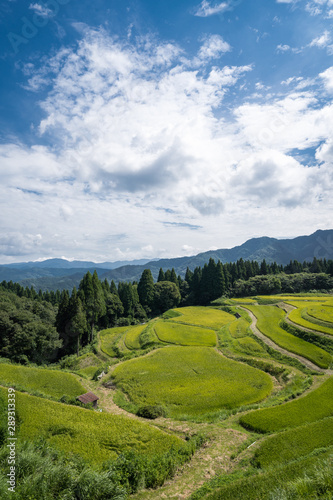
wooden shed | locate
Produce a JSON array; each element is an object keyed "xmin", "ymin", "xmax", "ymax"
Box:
[{"xmin": 77, "ymin": 392, "xmax": 99, "ymax": 408}]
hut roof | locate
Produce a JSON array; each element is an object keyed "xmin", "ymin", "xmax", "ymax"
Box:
[{"xmin": 77, "ymin": 392, "xmax": 99, "ymax": 404}]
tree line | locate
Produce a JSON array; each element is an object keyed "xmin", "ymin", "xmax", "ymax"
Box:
[{"xmin": 0, "ymin": 256, "xmax": 332, "ymax": 362}]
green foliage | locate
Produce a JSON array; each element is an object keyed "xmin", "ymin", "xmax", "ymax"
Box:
[
  {"xmin": 0, "ymin": 363, "xmax": 86, "ymax": 400},
  {"xmin": 111, "ymin": 346, "xmax": 273, "ymax": 418},
  {"xmin": 0, "ymin": 388, "xmax": 184, "ymax": 465},
  {"xmin": 138, "ymin": 322, "xmax": 161, "ymax": 348},
  {"xmin": 154, "ymin": 321, "xmax": 217, "ymax": 346},
  {"xmin": 246, "ymin": 305, "xmax": 332, "ymax": 368},
  {"xmin": 153, "ymin": 281, "xmax": 181, "ymax": 314},
  {"xmin": 239, "ymin": 377, "xmax": 333, "ymax": 433},
  {"xmin": 253, "ymin": 417, "xmax": 333, "ymax": 468},
  {"xmin": 136, "ymin": 405, "xmax": 168, "ymax": 419},
  {"xmin": 0, "ymin": 290, "xmax": 61, "ymax": 364},
  {"xmin": 0, "ymin": 439, "xmax": 128, "ymax": 499},
  {"xmin": 288, "ymin": 301, "xmax": 333, "ymax": 336}
]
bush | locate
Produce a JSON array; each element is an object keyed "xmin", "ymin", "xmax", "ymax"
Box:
[{"xmin": 137, "ymin": 405, "xmax": 168, "ymax": 419}]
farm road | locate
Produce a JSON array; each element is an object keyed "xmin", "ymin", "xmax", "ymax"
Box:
[{"xmin": 241, "ymin": 307, "xmax": 331, "ymax": 374}]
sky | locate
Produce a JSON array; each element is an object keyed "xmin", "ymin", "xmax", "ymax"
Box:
[{"xmin": 0, "ymin": 0, "xmax": 332, "ymax": 264}]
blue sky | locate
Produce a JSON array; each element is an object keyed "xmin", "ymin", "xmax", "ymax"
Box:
[{"xmin": 0, "ymin": 0, "xmax": 332, "ymax": 263}]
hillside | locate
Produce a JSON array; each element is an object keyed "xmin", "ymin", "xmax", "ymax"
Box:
[{"xmin": 2, "ymin": 229, "xmax": 332, "ymax": 292}]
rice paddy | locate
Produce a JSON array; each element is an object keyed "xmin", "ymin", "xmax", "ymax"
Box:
[
  {"xmin": 110, "ymin": 346, "xmax": 273, "ymax": 418},
  {"xmin": 239, "ymin": 376, "xmax": 333, "ymax": 433},
  {"xmin": 154, "ymin": 321, "xmax": 217, "ymax": 346},
  {"xmin": 0, "ymin": 363, "xmax": 85, "ymax": 399},
  {"xmin": 169, "ymin": 306, "xmax": 236, "ymax": 330},
  {"xmin": 246, "ymin": 305, "xmax": 332, "ymax": 368}
]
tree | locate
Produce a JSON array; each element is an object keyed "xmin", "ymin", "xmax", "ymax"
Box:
[
  {"xmin": 153, "ymin": 281, "xmax": 181, "ymax": 314},
  {"xmin": 79, "ymin": 271, "xmax": 106, "ymax": 342},
  {"xmin": 137, "ymin": 269, "xmax": 155, "ymax": 314},
  {"xmin": 67, "ymin": 288, "xmax": 87, "ymax": 357},
  {"xmin": 157, "ymin": 268, "xmax": 165, "ymax": 282}
]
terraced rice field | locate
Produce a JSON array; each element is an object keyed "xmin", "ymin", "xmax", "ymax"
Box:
[
  {"xmin": 253, "ymin": 417, "xmax": 333, "ymax": 468},
  {"xmin": 100, "ymin": 326, "xmax": 129, "ymax": 356},
  {"xmin": 286, "ymin": 301, "xmax": 333, "ymax": 336},
  {"xmin": 1, "ymin": 387, "xmax": 183, "ymax": 465},
  {"xmin": 124, "ymin": 324, "xmax": 147, "ymax": 349},
  {"xmin": 0, "ymin": 363, "xmax": 85, "ymax": 399},
  {"xmin": 154, "ymin": 321, "xmax": 217, "ymax": 346},
  {"xmin": 239, "ymin": 376, "xmax": 333, "ymax": 433},
  {"xmin": 169, "ymin": 306, "xmax": 235, "ymax": 330},
  {"xmin": 246, "ymin": 305, "xmax": 332, "ymax": 368},
  {"xmin": 110, "ymin": 346, "xmax": 273, "ymax": 418}
]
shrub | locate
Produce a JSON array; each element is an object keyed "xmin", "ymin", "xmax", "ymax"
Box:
[{"xmin": 136, "ymin": 405, "xmax": 168, "ymax": 419}]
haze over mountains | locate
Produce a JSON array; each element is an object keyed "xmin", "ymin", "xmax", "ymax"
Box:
[{"xmin": 1, "ymin": 230, "xmax": 332, "ymax": 292}]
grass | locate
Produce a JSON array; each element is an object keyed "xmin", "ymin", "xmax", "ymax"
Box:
[
  {"xmin": 124, "ymin": 325, "xmax": 147, "ymax": 350},
  {"xmin": 253, "ymin": 417, "xmax": 333, "ymax": 468},
  {"xmin": 239, "ymin": 376, "xmax": 333, "ymax": 433},
  {"xmin": 1, "ymin": 387, "xmax": 184, "ymax": 465},
  {"xmin": 154, "ymin": 321, "xmax": 217, "ymax": 347},
  {"xmin": 75, "ymin": 353, "xmax": 104, "ymax": 378},
  {"xmin": 0, "ymin": 363, "xmax": 86, "ymax": 399},
  {"xmin": 110, "ymin": 346, "xmax": 273, "ymax": 418},
  {"xmin": 169, "ymin": 306, "xmax": 236, "ymax": 330},
  {"xmin": 191, "ymin": 450, "xmax": 333, "ymax": 500},
  {"xmin": 246, "ymin": 305, "xmax": 332, "ymax": 368},
  {"xmin": 99, "ymin": 327, "xmax": 129, "ymax": 357}
]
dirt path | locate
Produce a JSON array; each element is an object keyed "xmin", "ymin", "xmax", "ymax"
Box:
[
  {"xmin": 241, "ymin": 307, "xmax": 328, "ymax": 373},
  {"xmin": 132, "ymin": 425, "xmax": 248, "ymax": 500}
]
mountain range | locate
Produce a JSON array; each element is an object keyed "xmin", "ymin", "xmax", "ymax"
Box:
[{"xmin": 1, "ymin": 229, "xmax": 332, "ymax": 292}]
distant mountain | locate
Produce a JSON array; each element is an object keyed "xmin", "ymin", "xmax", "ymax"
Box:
[{"xmin": 3, "ymin": 229, "xmax": 333, "ymax": 292}]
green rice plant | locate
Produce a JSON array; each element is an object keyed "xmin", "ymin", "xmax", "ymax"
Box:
[
  {"xmin": 0, "ymin": 387, "xmax": 183, "ymax": 465},
  {"xmin": 246, "ymin": 305, "xmax": 332, "ymax": 368},
  {"xmin": 99, "ymin": 327, "xmax": 129, "ymax": 357},
  {"xmin": 233, "ymin": 337, "xmax": 266, "ymax": 355},
  {"xmin": 169, "ymin": 306, "xmax": 236, "ymax": 330},
  {"xmin": 74, "ymin": 353, "xmax": 104, "ymax": 378},
  {"xmin": 124, "ymin": 325, "xmax": 146, "ymax": 350},
  {"xmin": 288, "ymin": 305, "xmax": 333, "ymax": 336},
  {"xmin": 239, "ymin": 376, "xmax": 333, "ymax": 433},
  {"xmin": 139, "ymin": 321, "xmax": 162, "ymax": 348},
  {"xmin": 191, "ymin": 450, "xmax": 333, "ymax": 500},
  {"xmin": 253, "ymin": 417, "xmax": 333, "ymax": 468},
  {"xmin": 154, "ymin": 321, "xmax": 217, "ymax": 346},
  {"xmin": 306, "ymin": 304, "xmax": 333, "ymax": 325},
  {"xmin": 111, "ymin": 346, "xmax": 273, "ymax": 418},
  {"xmin": 0, "ymin": 363, "xmax": 85, "ymax": 400},
  {"xmin": 229, "ymin": 317, "xmax": 252, "ymax": 338}
]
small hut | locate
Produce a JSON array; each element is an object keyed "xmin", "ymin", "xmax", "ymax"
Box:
[
  {"xmin": 77, "ymin": 392, "xmax": 99, "ymax": 408},
  {"xmin": 235, "ymin": 312, "xmax": 241, "ymax": 319}
]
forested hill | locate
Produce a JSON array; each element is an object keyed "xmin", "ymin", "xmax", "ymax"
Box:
[{"xmin": 2, "ymin": 229, "xmax": 333, "ymax": 292}]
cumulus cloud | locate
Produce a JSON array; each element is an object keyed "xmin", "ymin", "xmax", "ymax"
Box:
[
  {"xmin": 198, "ymin": 35, "xmax": 231, "ymax": 60},
  {"xmin": 1, "ymin": 28, "xmax": 333, "ymax": 262}
]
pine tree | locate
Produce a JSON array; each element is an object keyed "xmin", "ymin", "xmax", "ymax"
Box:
[
  {"xmin": 157, "ymin": 268, "xmax": 165, "ymax": 282},
  {"xmin": 137, "ymin": 269, "xmax": 155, "ymax": 313}
]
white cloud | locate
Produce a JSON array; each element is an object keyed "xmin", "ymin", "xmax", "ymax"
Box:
[
  {"xmin": 194, "ymin": 0, "xmax": 230, "ymax": 17},
  {"xmin": 319, "ymin": 66, "xmax": 333, "ymax": 92},
  {"xmin": 198, "ymin": 35, "xmax": 231, "ymax": 60},
  {"xmin": 1, "ymin": 28, "xmax": 333, "ymax": 262},
  {"xmin": 29, "ymin": 3, "xmax": 53, "ymax": 17},
  {"xmin": 277, "ymin": 44, "xmax": 291, "ymax": 52},
  {"xmin": 309, "ymin": 30, "xmax": 331, "ymax": 48}
]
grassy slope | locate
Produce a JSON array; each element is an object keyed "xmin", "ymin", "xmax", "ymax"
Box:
[
  {"xmin": 170, "ymin": 307, "xmax": 236, "ymax": 330},
  {"xmin": 2, "ymin": 387, "xmax": 183, "ymax": 465}
]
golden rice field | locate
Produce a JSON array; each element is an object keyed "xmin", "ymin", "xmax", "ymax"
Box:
[
  {"xmin": 169, "ymin": 306, "xmax": 236, "ymax": 330},
  {"xmin": 154, "ymin": 320, "xmax": 217, "ymax": 346},
  {"xmin": 110, "ymin": 346, "xmax": 273, "ymax": 418}
]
